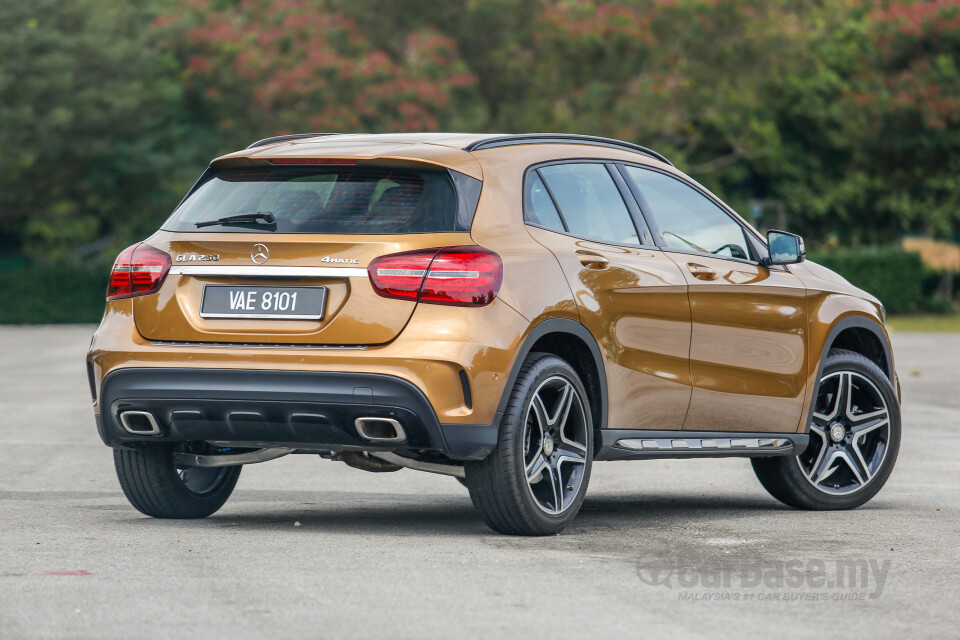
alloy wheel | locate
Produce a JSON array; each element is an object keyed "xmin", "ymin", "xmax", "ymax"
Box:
[
  {"xmin": 798, "ymin": 370, "xmax": 891, "ymax": 496},
  {"xmin": 522, "ymin": 375, "xmax": 589, "ymax": 515}
]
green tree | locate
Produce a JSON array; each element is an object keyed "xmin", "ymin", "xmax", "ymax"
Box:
[
  {"xmin": 3, "ymin": 0, "xmax": 959, "ymax": 267},
  {"xmin": 0, "ymin": 0, "xmax": 205, "ymax": 264},
  {"xmin": 846, "ymin": 0, "xmax": 960, "ymax": 241}
]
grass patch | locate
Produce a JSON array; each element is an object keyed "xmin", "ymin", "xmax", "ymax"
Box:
[{"xmin": 888, "ymin": 314, "xmax": 960, "ymax": 333}]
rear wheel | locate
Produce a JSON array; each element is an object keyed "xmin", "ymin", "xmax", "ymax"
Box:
[
  {"xmin": 465, "ymin": 353, "xmax": 593, "ymax": 535},
  {"xmin": 753, "ymin": 349, "xmax": 900, "ymax": 510},
  {"xmin": 114, "ymin": 443, "xmax": 241, "ymax": 518}
]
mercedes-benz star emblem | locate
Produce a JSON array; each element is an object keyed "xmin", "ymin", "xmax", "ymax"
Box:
[{"xmin": 251, "ymin": 243, "xmax": 269, "ymax": 264}]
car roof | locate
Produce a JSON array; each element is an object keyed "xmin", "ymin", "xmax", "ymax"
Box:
[{"xmin": 211, "ymin": 132, "xmax": 671, "ymax": 180}]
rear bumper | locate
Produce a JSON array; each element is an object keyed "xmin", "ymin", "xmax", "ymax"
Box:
[{"xmin": 96, "ymin": 368, "xmax": 498, "ymax": 460}]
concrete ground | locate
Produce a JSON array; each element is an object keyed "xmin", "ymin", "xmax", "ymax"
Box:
[{"xmin": 0, "ymin": 326, "xmax": 957, "ymax": 639}]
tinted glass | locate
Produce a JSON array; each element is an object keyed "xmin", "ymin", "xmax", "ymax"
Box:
[
  {"xmin": 538, "ymin": 164, "xmax": 639, "ymax": 245},
  {"xmin": 624, "ymin": 166, "xmax": 751, "ymax": 260},
  {"xmin": 523, "ymin": 172, "xmax": 565, "ymax": 231},
  {"xmin": 164, "ymin": 166, "xmax": 461, "ymax": 234}
]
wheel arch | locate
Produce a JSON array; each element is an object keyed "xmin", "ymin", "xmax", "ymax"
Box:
[
  {"xmin": 830, "ymin": 326, "xmax": 890, "ymax": 379},
  {"xmin": 494, "ymin": 318, "xmax": 608, "ymax": 436},
  {"xmin": 823, "ymin": 316, "xmax": 893, "ymax": 381},
  {"xmin": 804, "ymin": 315, "xmax": 895, "ymax": 434}
]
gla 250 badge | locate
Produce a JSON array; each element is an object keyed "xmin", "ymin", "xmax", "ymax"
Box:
[{"xmin": 175, "ymin": 253, "xmax": 220, "ymax": 262}]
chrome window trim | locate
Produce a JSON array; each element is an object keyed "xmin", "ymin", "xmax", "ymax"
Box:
[{"xmin": 169, "ymin": 265, "xmax": 368, "ymax": 278}]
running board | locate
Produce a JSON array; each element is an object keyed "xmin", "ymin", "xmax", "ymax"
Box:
[{"xmin": 596, "ymin": 430, "xmax": 808, "ymax": 461}]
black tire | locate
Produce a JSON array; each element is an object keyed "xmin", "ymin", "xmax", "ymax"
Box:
[
  {"xmin": 753, "ymin": 349, "xmax": 901, "ymax": 510},
  {"xmin": 455, "ymin": 476, "xmax": 484, "ymax": 511},
  {"xmin": 465, "ymin": 353, "xmax": 593, "ymax": 535},
  {"xmin": 114, "ymin": 443, "xmax": 241, "ymax": 519}
]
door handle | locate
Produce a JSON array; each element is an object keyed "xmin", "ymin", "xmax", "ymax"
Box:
[
  {"xmin": 576, "ymin": 251, "xmax": 610, "ymax": 270},
  {"xmin": 687, "ymin": 263, "xmax": 718, "ymax": 280}
]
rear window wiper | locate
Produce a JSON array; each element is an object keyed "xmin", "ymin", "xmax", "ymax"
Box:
[{"xmin": 195, "ymin": 211, "xmax": 276, "ymax": 229}]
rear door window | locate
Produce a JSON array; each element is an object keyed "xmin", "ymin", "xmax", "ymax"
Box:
[
  {"xmin": 164, "ymin": 166, "xmax": 465, "ymax": 234},
  {"xmin": 535, "ymin": 163, "xmax": 641, "ymax": 245}
]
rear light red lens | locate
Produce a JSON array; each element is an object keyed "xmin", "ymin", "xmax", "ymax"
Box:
[
  {"xmin": 368, "ymin": 246, "xmax": 503, "ymax": 307},
  {"xmin": 106, "ymin": 243, "xmax": 171, "ymax": 300},
  {"xmin": 106, "ymin": 244, "xmax": 136, "ymax": 299},
  {"xmin": 368, "ymin": 248, "xmax": 441, "ymax": 301},
  {"xmin": 419, "ymin": 247, "xmax": 503, "ymax": 306}
]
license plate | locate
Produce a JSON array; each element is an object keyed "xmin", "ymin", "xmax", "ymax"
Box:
[{"xmin": 200, "ymin": 285, "xmax": 326, "ymax": 320}]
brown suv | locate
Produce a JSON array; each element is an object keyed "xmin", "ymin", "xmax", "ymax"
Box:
[{"xmin": 87, "ymin": 133, "xmax": 901, "ymax": 535}]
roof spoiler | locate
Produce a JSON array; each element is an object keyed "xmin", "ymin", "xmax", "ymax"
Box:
[{"xmin": 245, "ymin": 133, "xmax": 339, "ymax": 149}]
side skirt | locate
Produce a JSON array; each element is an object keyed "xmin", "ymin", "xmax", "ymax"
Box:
[{"xmin": 595, "ymin": 430, "xmax": 809, "ymax": 461}]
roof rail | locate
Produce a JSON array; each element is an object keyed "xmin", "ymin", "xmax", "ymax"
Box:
[
  {"xmin": 463, "ymin": 134, "xmax": 673, "ymax": 166},
  {"xmin": 246, "ymin": 133, "xmax": 339, "ymax": 149}
]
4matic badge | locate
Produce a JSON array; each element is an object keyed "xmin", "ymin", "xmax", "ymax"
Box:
[{"xmin": 320, "ymin": 256, "xmax": 360, "ymax": 264}]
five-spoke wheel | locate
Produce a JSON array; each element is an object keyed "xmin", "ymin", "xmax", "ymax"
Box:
[
  {"xmin": 800, "ymin": 371, "xmax": 891, "ymax": 495},
  {"xmin": 465, "ymin": 353, "xmax": 593, "ymax": 535},
  {"xmin": 522, "ymin": 375, "xmax": 590, "ymax": 515},
  {"xmin": 753, "ymin": 349, "xmax": 901, "ymax": 510}
]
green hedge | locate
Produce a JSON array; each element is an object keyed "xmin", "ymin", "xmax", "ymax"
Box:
[
  {"xmin": 0, "ymin": 248, "xmax": 942, "ymax": 323},
  {"xmin": 808, "ymin": 247, "xmax": 924, "ymax": 314},
  {"xmin": 0, "ymin": 265, "xmax": 108, "ymax": 324}
]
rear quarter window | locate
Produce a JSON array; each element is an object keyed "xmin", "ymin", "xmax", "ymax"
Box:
[
  {"xmin": 530, "ymin": 163, "xmax": 641, "ymax": 246},
  {"xmin": 523, "ymin": 172, "xmax": 565, "ymax": 230}
]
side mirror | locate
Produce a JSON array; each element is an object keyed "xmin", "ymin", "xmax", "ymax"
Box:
[{"xmin": 765, "ymin": 230, "xmax": 805, "ymax": 265}]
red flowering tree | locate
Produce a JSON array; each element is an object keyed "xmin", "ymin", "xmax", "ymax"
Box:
[
  {"xmin": 862, "ymin": 0, "xmax": 960, "ymax": 130},
  {"xmin": 157, "ymin": 0, "xmax": 482, "ymax": 145},
  {"xmin": 840, "ymin": 1, "xmax": 960, "ymax": 239}
]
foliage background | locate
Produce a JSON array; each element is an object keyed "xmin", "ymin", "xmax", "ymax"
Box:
[{"xmin": 1, "ymin": 0, "xmax": 958, "ymax": 321}]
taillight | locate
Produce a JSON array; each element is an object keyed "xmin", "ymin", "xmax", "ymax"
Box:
[
  {"xmin": 419, "ymin": 247, "xmax": 503, "ymax": 305},
  {"xmin": 368, "ymin": 246, "xmax": 503, "ymax": 307},
  {"xmin": 367, "ymin": 248, "xmax": 440, "ymax": 302},
  {"xmin": 106, "ymin": 243, "xmax": 171, "ymax": 300}
]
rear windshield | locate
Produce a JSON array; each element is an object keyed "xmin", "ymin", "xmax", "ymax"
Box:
[{"xmin": 163, "ymin": 165, "xmax": 469, "ymax": 234}]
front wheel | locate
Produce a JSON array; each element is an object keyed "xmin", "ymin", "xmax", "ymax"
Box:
[
  {"xmin": 114, "ymin": 443, "xmax": 241, "ymax": 518},
  {"xmin": 465, "ymin": 353, "xmax": 593, "ymax": 535},
  {"xmin": 753, "ymin": 349, "xmax": 901, "ymax": 510}
]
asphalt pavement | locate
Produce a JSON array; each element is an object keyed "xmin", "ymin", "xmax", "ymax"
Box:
[{"xmin": 0, "ymin": 326, "xmax": 957, "ymax": 639}]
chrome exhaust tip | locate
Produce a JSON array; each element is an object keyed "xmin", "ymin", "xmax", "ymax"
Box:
[
  {"xmin": 119, "ymin": 410, "xmax": 162, "ymax": 435},
  {"xmin": 354, "ymin": 417, "xmax": 406, "ymax": 443}
]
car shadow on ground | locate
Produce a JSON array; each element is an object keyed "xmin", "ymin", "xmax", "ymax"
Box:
[{"xmin": 102, "ymin": 490, "xmax": 865, "ymax": 539}]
